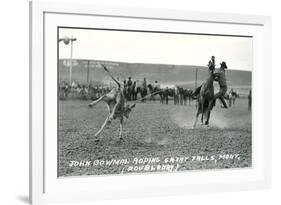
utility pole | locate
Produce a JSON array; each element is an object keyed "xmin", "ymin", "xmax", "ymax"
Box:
[
  {"xmin": 195, "ymin": 67, "xmax": 198, "ymax": 89},
  {"xmin": 86, "ymin": 60, "xmax": 90, "ymax": 84},
  {"xmin": 59, "ymin": 36, "xmax": 77, "ymax": 85}
]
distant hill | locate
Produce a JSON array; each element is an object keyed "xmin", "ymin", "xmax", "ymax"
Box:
[{"xmin": 58, "ymin": 59, "xmax": 252, "ymax": 95}]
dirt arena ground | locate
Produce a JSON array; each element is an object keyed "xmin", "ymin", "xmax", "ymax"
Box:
[{"xmin": 58, "ymin": 98, "xmax": 251, "ymax": 177}]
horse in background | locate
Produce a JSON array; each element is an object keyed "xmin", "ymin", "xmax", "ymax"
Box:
[
  {"xmin": 183, "ymin": 88, "xmax": 193, "ymax": 105},
  {"xmin": 147, "ymin": 84, "xmax": 163, "ymax": 103},
  {"xmin": 174, "ymin": 87, "xmax": 180, "ymax": 105},
  {"xmin": 132, "ymin": 80, "xmax": 147, "ymax": 102},
  {"xmin": 126, "ymin": 81, "xmax": 135, "ymax": 101},
  {"xmin": 227, "ymin": 89, "xmax": 239, "ymax": 107},
  {"xmin": 59, "ymin": 81, "xmax": 70, "ymax": 100}
]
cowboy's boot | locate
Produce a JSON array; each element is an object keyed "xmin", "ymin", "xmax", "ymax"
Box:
[{"xmin": 219, "ymin": 97, "xmax": 228, "ymax": 109}]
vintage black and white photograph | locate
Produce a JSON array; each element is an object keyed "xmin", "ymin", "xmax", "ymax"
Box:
[{"xmin": 58, "ymin": 27, "xmax": 252, "ymax": 177}]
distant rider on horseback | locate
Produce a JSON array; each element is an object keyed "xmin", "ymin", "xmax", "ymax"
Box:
[
  {"xmin": 127, "ymin": 77, "xmax": 133, "ymax": 87},
  {"xmin": 143, "ymin": 77, "xmax": 147, "ymax": 88}
]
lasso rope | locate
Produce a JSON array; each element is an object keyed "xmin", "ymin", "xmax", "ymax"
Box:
[{"xmin": 134, "ymin": 90, "xmax": 162, "ymax": 102}]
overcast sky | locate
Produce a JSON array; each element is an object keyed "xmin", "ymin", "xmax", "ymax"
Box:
[{"xmin": 59, "ymin": 28, "xmax": 253, "ymax": 71}]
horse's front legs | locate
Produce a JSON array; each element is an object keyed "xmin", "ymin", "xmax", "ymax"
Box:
[
  {"xmin": 205, "ymin": 102, "xmax": 213, "ymax": 126},
  {"xmin": 193, "ymin": 108, "xmax": 200, "ymax": 129},
  {"xmin": 200, "ymin": 99, "xmax": 204, "ymax": 125},
  {"xmin": 205, "ymin": 111, "xmax": 210, "ymax": 126}
]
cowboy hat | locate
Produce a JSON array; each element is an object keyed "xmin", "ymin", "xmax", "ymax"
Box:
[{"xmin": 220, "ymin": 61, "xmax": 228, "ymax": 69}]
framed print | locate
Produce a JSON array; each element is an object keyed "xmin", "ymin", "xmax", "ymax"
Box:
[{"xmin": 29, "ymin": 1, "xmax": 272, "ymax": 204}]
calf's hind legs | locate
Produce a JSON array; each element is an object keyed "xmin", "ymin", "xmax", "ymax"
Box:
[
  {"xmin": 88, "ymin": 95, "xmax": 105, "ymax": 107},
  {"xmin": 118, "ymin": 118, "xmax": 124, "ymax": 140},
  {"xmin": 93, "ymin": 116, "xmax": 110, "ymax": 139}
]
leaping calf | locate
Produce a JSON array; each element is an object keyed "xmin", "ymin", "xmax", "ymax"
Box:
[{"xmin": 88, "ymin": 64, "xmax": 136, "ymax": 140}]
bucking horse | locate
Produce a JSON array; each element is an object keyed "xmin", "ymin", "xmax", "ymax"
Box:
[{"xmin": 193, "ymin": 66, "xmax": 219, "ymax": 128}]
